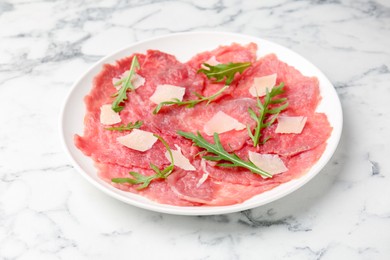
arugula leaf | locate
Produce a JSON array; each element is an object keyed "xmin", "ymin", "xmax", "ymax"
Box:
[
  {"xmin": 247, "ymin": 82, "xmax": 288, "ymax": 146},
  {"xmin": 111, "ymin": 134, "xmax": 175, "ymax": 189},
  {"xmin": 198, "ymin": 62, "xmax": 251, "ymax": 85},
  {"xmin": 177, "ymin": 131, "xmax": 272, "ymax": 178},
  {"xmin": 111, "ymin": 56, "xmax": 140, "ymax": 112},
  {"xmin": 153, "ymin": 85, "xmax": 228, "ymax": 114},
  {"xmin": 105, "ymin": 121, "xmax": 143, "ymax": 132}
]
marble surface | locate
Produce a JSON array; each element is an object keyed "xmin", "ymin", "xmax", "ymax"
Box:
[{"xmin": 0, "ymin": 0, "xmax": 389, "ymax": 259}]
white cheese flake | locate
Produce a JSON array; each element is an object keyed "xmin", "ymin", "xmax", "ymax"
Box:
[
  {"xmin": 249, "ymin": 73, "xmax": 277, "ymax": 97},
  {"xmin": 197, "ymin": 159, "xmax": 210, "ymax": 188},
  {"xmin": 149, "ymin": 84, "xmax": 186, "ymax": 105},
  {"xmin": 112, "ymin": 72, "xmax": 145, "ymax": 90},
  {"xmin": 117, "ymin": 129, "xmax": 157, "ymax": 152},
  {"xmin": 165, "ymin": 145, "xmax": 196, "ymax": 171},
  {"xmin": 132, "ymin": 73, "xmax": 146, "ymax": 89},
  {"xmin": 275, "ymin": 116, "xmax": 307, "ymax": 134},
  {"xmin": 248, "ymin": 151, "xmax": 288, "ymax": 175},
  {"xmin": 201, "ymin": 56, "xmax": 220, "ymax": 69},
  {"xmin": 100, "ymin": 104, "xmax": 121, "ymax": 125},
  {"xmin": 203, "ymin": 111, "xmax": 246, "ymax": 136}
]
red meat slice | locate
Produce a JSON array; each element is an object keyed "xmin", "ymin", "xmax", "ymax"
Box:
[
  {"xmin": 187, "ymin": 43, "xmax": 258, "ymax": 99},
  {"xmin": 205, "ymin": 142, "xmax": 327, "ymax": 188},
  {"xmin": 151, "ymin": 98, "xmax": 257, "ymax": 151},
  {"xmin": 97, "ymin": 162, "xmax": 200, "ymax": 206},
  {"xmin": 75, "ymin": 50, "xmax": 202, "ymax": 169},
  {"xmin": 234, "ymin": 54, "xmax": 321, "ymax": 116},
  {"xmin": 257, "ymin": 113, "xmax": 332, "ymax": 156}
]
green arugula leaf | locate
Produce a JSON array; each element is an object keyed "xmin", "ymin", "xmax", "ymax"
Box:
[
  {"xmin": 247, "ymin": 82, "xmax": 288, "ymax": 146},
  {"xmin": 111, "ymin": 56, "xmax": 140, "ymax": 113},
  {"xmin": 198, "ymin": 62, "xmax": 251, "ymax": 85},
  {"xmin": 105, "ymin": 121, "xmax": 143, "ymax": 132},
  {"xmin": 177, "ymin": 131, "xmax": 272, "ymax": 178},
  {"xmin": 153, "ymin": 85, "xmax": 228, "ymax": 114},
  {"xmin": 111, "ymin": 134, "xmax": 175, "ymax": 189}
]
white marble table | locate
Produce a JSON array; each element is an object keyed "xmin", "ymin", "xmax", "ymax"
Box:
[{"xmin": 1, "ymin": 0, "xmax": 389, "ymax": 259}]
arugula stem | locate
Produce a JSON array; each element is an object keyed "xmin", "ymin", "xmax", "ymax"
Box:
[
  {"xmin": 105, "ymin": 121, "xmax": 143, "ymax": 132},
  {"xmin": 153, "ymin": 85, "xmax": 229, "ymax": 114}
]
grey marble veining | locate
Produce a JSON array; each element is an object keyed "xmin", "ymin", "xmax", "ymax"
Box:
[{"xmin": 1, "ymin": 0, "xmax": 390, "ymax": 259}]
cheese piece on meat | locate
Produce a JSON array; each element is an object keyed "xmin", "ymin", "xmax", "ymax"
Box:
[
  {"xmin": 149, "ymin": 84, "xmax": 186, "ymax": 104},
  {"xmin": 203, "ymin": 111, "xmax": 246, "ymax": 136},
  {"xmin": 197, "ymin": 159, "xmax": 210, "ymax": 187},
  {"xmin": 100, "ymin": 104, "xmax": 121, "ymax": 125},
  {"xmin": 249, "ymin": 73, "xmax": 277, "ymax": 97},
  {"xmin": 248, "ymin": 151, "xmax": 288, "ymax": 175},
  {"xmin": 132, "ymin": 73, "xmax": 146, "ymax": 89},
  {"xmin": 112, "ymin": 72, "xmax": 145, "ymax": 90},
  {"xmin": 275, "ymin": 116, "xmax": 307, "ymax": 134},
  {"xmin": 117, "ymin": 129, "xmax": 157, "ymax": 152},
  {"xmin": 201, "ymin": 56, "xmax": 220, "ymax": 69},
  {"xmin": 165, "ymin": 145, "xmax": 196, "ymax": 171}
]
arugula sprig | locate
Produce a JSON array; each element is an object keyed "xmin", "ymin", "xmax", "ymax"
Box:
[
  {"xmin": 105, "ymin": 121, "xmax": 143, "ymax": 132},
  {"xmin": 111, "ymin": 134, "xmax": 174, "ymax": 189},
  {"xmin": 198, "ymin": 62, "xmax": 251, "ymax": 85},
  {"xmin": 178, "ymin": 131, "xmax": 272, "ymax": 178},
  {"xmin": 153, "ymin": 85, "xmax": 228, "ymax": 114},
  {"xmin": 247, "ymin": 82, "xmax": 288, "ymax": 146},
  {"xmin": 111, "ymin": 56, "xmax": 140, "ymax": 112}
]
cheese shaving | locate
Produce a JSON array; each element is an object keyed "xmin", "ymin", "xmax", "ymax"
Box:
[
  {"xmin": 197, "ymin": 159, "xmax": 210, "ymax": 188},
  {"xmin": 275, "ymin": 116, "xmax": 307, "ymax": 134},
  {"xmin": 99, "ymin": 104, "xmax": 121, "ymax": 125},
  {"xmin": 201, "ymin": 56, "xmax": 220, "ymax": 69},
  {"xmin": 117, "ymin": 129, "xmax": 157, "ymax": 152},
  {"xmin": 203, "ymin": 111, "xmax": 246, "ymax": 136},
  {"xmin": 249, "ymin": 73, "xmax": 277, "ymax": 97},
  {"xmin": 149, "ymin": 84, "xmax": 186, "ymax": 104},
  {"xmin": 248, "ymin": 151, "xmax": 288, "ymax": 175},
  {"xmin": 112, "ymin": 72, "xmax": 145, "ymax": 90},
  {"xmin": 164, "ymin": 145, "xmax": 196, "ymax": 171}
]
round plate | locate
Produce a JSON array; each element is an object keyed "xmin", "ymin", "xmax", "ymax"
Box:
[{"xmin": 60, "ymin": 32, "xmax": 343, "ymax": 215}]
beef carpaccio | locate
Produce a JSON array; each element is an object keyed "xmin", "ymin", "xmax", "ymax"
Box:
[{"xmin": 75, "ymin": 43, "xmax": 332, "ymax": 206}]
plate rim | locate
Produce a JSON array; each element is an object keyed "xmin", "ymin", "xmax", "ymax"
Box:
[{"xmin": 59, "ymin": 31, "xmax": 343, "ymax": 215}]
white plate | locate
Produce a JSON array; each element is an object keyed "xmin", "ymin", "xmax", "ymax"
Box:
[{"xmin": 60, "ymin": 32, "xmax": 342, "ymax": 215}]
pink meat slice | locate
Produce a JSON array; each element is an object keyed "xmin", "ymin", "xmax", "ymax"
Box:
[
  {"xmin": 257, "ymin": 113, "xmax": 332, "ymax": 156},
  {"xmin": 75, "ymin": 51, "xmax": 203, "ymax": 169},
  {"xmin": 151, "ymin": 97, "xmax": 257, "ymax": 151},
  {"xmin": 204, "ymin": 141, "xmax": 327, "ymax": 188},
  {"xmin": 187, "ymin": 43, "xmax": 258, "ymax": 99},
  {"xmin": 97, "ymin": 163, "xmax": 200, "ymax": 206},
  {"xmin": 234, "ymin": 54, "xmax": 321, "ymax": 116}
]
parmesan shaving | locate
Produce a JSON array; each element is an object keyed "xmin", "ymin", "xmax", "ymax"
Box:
[
  {"xmin": 249, "ymin": 73, "xmax": 277, "ymax": 97},
  {"xmin": 275, "ymin": 116, "xmax": 307, "ymax": 134},
  {"xmin": 99, "ymin": 104, "xmax": 121, "ymax": 125},
  {"xmin": 248, "ymin": 151, "xmax": 288, "ymax": 175},
  {"xmin": 197, "ymin": 159, "xmax": 210, "ymax": 188},
  {"xmin": 149, "ymin": 84, "xmax": 186, "ymax": 104},
  {"xmin": 203, "ymin": 111, "xmax": 246, "ymax": 136},
  {"xmin": 164, "ymin": 145, "xmax": 196, "ymax": 171},
  {"xmin": 117, "ymin": 129, "xmax": 157, "ymax": 152},
  {"xmin": 201, "ymin": 56, "xmax": 220, "ymax": 69},
  {"xmin": 112, "ymin": 72, "xmax": 145, "ymax": 90}
]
